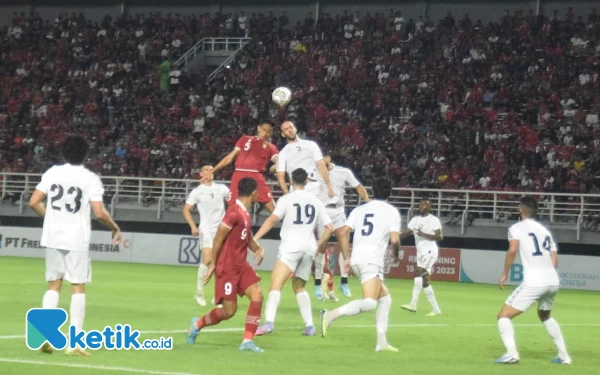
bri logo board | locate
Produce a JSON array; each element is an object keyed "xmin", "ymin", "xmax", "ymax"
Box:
[{"xmin": 26, "ymin": 308, "xmax": 172, "ymax": 351}]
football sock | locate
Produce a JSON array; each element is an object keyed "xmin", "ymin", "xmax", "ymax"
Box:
[
  {"xmin": 296, "ymin": 291, "xmax": 313, "ymax": 327},
  {"xmin": 70, "ymin": 293, "xmax": 86, "ymax": 333},
  {"xmin": 329, "ymin": 298, "xmax": 377, "ymax": 322},
  {"xmin": 264, "ymin": 290, "xmax": 281, "ymax": 323},
  {"xmin": 196, "ymin": 308, "xmax": 226, "ymax": 330},
  {"xmin": 410, "ymin": 277, "xmax": 423, "ymax": 306},
  {"xmin": 42, "ymin": 290, "xmax": 59, "ymax": 309},
  {"xmin": 543, "ymin": 318, "xmax": 569, "ymax": 358},
  {"xmin": 376, "ymin": 295, "xmax": 392, "ymax": 348},
  {"xmin": 498, "ymin": 318, "xmax": 517, "ymax": 356},
  {"xmin": 423, "ymin": 286, "xmax": 441, "ymax": 312},
  {"xmin": 243, "ymin": 301, "xmax": 262, "ymax": 342},
  {"xmin": 197, "ymin": 264, "xmax": 208, "ymax": 296},
  {"xmin": 314, "ymin": 253, "xmax": 325, "ymax": 282}
]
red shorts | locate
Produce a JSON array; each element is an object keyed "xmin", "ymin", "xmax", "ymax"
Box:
[
  {"xmin": 228, "ymin": 170, "xmax": 272, "ymax": 205},
  {"xmin": 214, "ymin": 262, "xmax": 261, "ymax": 304}
]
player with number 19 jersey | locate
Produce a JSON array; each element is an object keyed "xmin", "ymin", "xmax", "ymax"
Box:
[
  {"xmin": 214, "ymin": 201, "xmax": 261, "ymax": 304},
  {"xmin": 228, "ymin": 136, "xmax": 278, "ymax": 205}
]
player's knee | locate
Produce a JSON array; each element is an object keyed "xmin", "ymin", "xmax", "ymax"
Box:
[
  {"xmin": 413, "ymin": 276, "xmax": 423, "ymax": 288},
  {"xmin": 422, "ymin": 276, "xmax": 430, "ymax": 288},
  {"xmin": 363, "ymin": 298, "xmax": 378, "ymax": 312},
  {"xmin": 537, "ymin": 309, "xmax": 551, "ymax": 322}
]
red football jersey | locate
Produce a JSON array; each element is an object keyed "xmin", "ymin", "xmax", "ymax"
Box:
[
  {"xmin": 234, "ymin": 135, "xmax": 278, "ymax": 172},
  {"xmin": 217, "ymin": 201, "xmax": 253, "ymax": 272}
]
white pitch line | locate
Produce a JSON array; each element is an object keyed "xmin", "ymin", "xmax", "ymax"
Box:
[
  {"xmin": 1, "ymin": 323, "xmax": 599, "ymax": 340},
  {"xmin": 0, "ymin": 358, "xmax": 203, "ymax": 375}
]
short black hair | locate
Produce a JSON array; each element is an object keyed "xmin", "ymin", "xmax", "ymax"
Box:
[
  {"xmin": 291, "ymin": 168, "xmax": 308, "ymax": 185},
  {"xmin": 372, "ymin": 177, "xmax": 392, "ymax": 200},
  {"xmin": 520, "ymin": 196, "xmax": 538, "ymax": 217},
  {"xmin": 62, "ymin": 135, "xmax": 89, "ymax": 165},
  {"xmin": 258, "ymin": 120, "xmax": 275, "ymax": 127},
  {"xmin": 238, "ymin": 177, "xmax": 258, "ymax": 197}
]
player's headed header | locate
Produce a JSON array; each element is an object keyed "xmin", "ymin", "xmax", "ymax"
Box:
[
  {"xmin": 238, "ymin": 177, "xmax": 258, "ymax": 197},
  {"xmin": 62, "ymin": 135, "xmax": 89, "ymax": 165},
  {"xmin": 372, "ymin": 177, "xmax": 392, "ymax": 201},
  {"xmin": 519, "ymin": 196, "xmax": 538, "ymax": 218},
  {"xmin": 291, "ymin": 168, "xmax": 308, "ymax": 186}
]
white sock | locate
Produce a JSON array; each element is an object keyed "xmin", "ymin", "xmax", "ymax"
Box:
[
  {"xmin": 329, "ymin": 298, "xmax": 377, "ymax": 322},
  {"xmin": 296, "ymin": 291, "xmax": 313, "ymax": 327},
  {"xmin": 69, "ymin": 293, "xmax": 86, "ymax": 333},
  {"xmin": 498, "ymin": 318, "xmax": 518, "ymax": 356},
  {"xmin": 314, "ymin": 253, "xmax": 325, "ymax": 280},
  {"xmin": 410, "ymin": 277, "xmax": 422, "ymax": 306},
  {"xmin": 543, "ymin": 318, "xmax": 569, "ymax": 358},
  {"xmin": 339, "ymin": 254, "xmax": 348, "ymax": 278},
  {"xmin": 376, "ymin": 295, "xmax": 392, "ymax": 348},
  {"xmin": 423, "ymin": 286, "xmax": 441, "ymax": 312},
  {"xmin": 264, "ymin": 290, "xmax": 281, "ymax": 324},
  {"xmin": 42, "ymin": 290, "xmax": 59, "ymax": 309},
  {"xmin": 197, "ymin": 264, "xmax": 208, "ymax": 296}
]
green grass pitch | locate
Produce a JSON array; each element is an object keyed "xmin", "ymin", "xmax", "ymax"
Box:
[{"xmin": 0, "ymin": 257, "xmax": 598, "ymax": 375}]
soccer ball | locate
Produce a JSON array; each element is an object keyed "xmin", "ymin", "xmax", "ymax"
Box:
[{"xmin": 272, "ymin": 87, "xmax": 292, "ymax": 107}]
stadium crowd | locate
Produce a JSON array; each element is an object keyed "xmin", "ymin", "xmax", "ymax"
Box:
[{"xmin": 1, "ymin": 8, "xmax": 600, "ymax": 200}]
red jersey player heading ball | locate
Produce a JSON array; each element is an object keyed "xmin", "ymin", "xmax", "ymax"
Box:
[
  {"xmin": 203, "ymin": 121, "xmax": 279, "ymax": 213},
  {"xmin": 187, "ymin": 177, "xmax": 266, "ymax": 353}
]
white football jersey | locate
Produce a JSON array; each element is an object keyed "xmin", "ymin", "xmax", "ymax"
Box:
[
  {"xmin": 36, "ymin": 164, "xmax": 104, "ymax": 252},
  {"xmin": 185, "ymin": 183, "xmax": 230, "ymax": 233},
  {"xmin": 346, "ymin": 200, "xmax": 401, "ymax": 268},
  {"xmin": 276, "ymin": 138, "xmax": 324, "ymax": 182},
  {"xmin": 318, "ymin": 164, "xmax": 360, "ymax": 207},
  {"xmin": 273, "ymin": 190, "xmax": 332, "ymax": 255},
  {"xmin": 408, "ymin": 214, "xmax": 442, "ymax": 255},
  {"xmin": 508, "ymin": 218, "xmax": 559, "ymax": 286}
]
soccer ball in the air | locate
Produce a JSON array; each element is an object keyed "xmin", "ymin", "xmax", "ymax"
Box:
[{"xmin": 272, "ymin": 87, "xmax": 292, "ymax": 107}]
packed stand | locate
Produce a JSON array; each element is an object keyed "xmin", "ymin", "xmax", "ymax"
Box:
[{"xmin": 1, "ymin": 9, "xmax": 600, "ymax": 215}]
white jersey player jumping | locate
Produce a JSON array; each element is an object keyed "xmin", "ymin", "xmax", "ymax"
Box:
[
  {"xmin": 314, "ymin": 154, "xmax": 371, "ymax": 300},
  {"xmin": 183, "ymin": 165, "xmax": 230, "ymax": 306},
  {"xmin": 320, "ymin": 177, "xmax": 400, "ymax": 352},
  {"xmin": 276, "ymin": 121, "xmax": 333, "ymax": 198},
  {"xmin": 254, "ymin": 168, "xmax": 333, "ymax": 336},
  {"xmin": 29, "ymin": 135, "xmax": 122, "ymax": 357},
  {"xmin": 400, "ymin": 199, "xmax": 443, "ymax": 316},
  {"xmin": 495, "ymin": 196, "xmax": 571, "ymax": 365}
]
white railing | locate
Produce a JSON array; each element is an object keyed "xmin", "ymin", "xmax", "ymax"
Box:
[
  {"xmin": 2, "ymin": 172, "xmax": 600, "ymax": 239},
  {"xmin": 175, "ymin": 37, "xmax": 251, "ymax": 69}
]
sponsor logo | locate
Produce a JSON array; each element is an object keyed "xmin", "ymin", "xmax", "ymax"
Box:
[
  {"xmin": 0, "ymin": 236, "xmax": 128, "ymax": 252},
  {"xmin": 178, "ymin": 237, "xmax": 200, "ymax": 264}
]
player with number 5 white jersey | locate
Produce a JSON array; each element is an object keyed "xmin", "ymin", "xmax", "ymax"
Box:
[
  {"xmin": 29, "ymin": 135, "xmax": 122, "ymax": 357},
  {"xmin": 495, "ymin": 196, "xmax": 571, "ymax": 365},
  {"xmin": 254, "ymin": 168, "xmax": 334, "ymax": 336},
  {"xmin": 320, "ymin": 178, "xmax": 400, "ymax": 352}
]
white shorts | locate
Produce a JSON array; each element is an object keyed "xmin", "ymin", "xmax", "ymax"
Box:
[
  {"xmin": 351, "ymin": 263, "xmax": 384, "ymax": 284},
  {"xmin": 505, "ymin": 284, "xmax": 559, "ymax": 312},
  {"xmin": 291, "ymin": 180, "xmax": 320, "ymax": 197},
  {"xmin": 199, "ymin": 231, "xmax": 216, "ymax": 249},
  {"xmin": 278, "ymin": 251, "xmax": 314, "ymax": 281},
  {"xmin": 417, "ymin": 252, "xmax": 438, "ymax": 274},
  {"xmin": 326, "ymin": 208, "xmax": 346, "ymax": 230},
  {"xmin": 45, "ymin": 248, "xmax": 91, "ymax": 284}
]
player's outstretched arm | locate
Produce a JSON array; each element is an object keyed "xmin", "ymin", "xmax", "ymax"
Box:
[
  {"xmin": 253, "ymin": 214, "xmax": 280, "ymax": 241},
  {"xmin": 276, "ymin": 172, "xmax": 289, "ymax": 194},
  {"xmin": 400, "ymin": 228, "xmax": 413, "ymax": 240},
  {"xmin": 248, "ymin": 231, "xmax": 264, "ymax": 266},
  {"xmin": 355, "ymin": 184, "xmax": 371, "ymax": 202},
  {"xmin": 91, "ymin": 201, "xmax": 121, "ymax": 244},
  {"xmin": 203, "ymin": 148, "xmax": 240, "ymax": 182},
  {"xmin": 316, "ymin": 159, "xmax": 334, "ymax": 197},
  {"xmin": 499, "ymin": 239, "xmax": 519, "ymax": 290},
  {"xmin": 28, "ymin": 189, "xmax": 47, "ymax": 218},
  {"xmin": 390, "ymin": 231, "xmax": 401, "ymax": 259},
  {"xmin": 182, "ymin": 203, "xmax": 199, "ymax": 236}
]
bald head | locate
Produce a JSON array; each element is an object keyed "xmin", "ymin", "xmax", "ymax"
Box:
[{"xmin": 280, "ymin": 121, "xmax": 297, "ymax": 141}]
